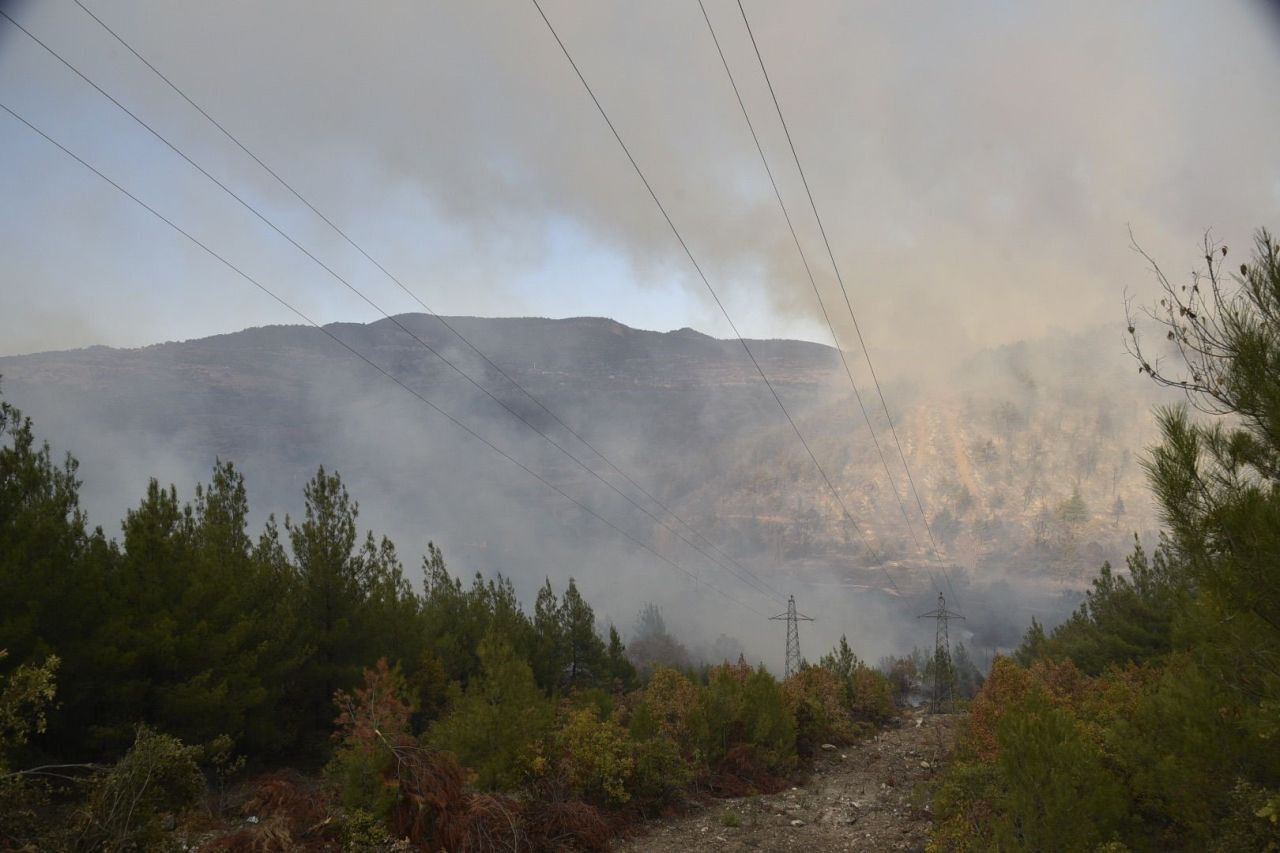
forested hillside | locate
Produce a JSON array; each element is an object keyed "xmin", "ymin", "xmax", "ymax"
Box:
[
  {"xmin": 0, "ymin": 389, "xmax": 902, "ymax": 849},
  {"xmin": 929, "ymin": 233, "xmax": 1280, "ymax": 850},
  {"xmin": 0, "ymin": 317, "xmax": 1168, "ymax": 600}
]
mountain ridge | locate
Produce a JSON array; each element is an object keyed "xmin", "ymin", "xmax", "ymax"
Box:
[{"xmin": 0, "ymin": 314, "xmax": 1168, "ymax": 614}]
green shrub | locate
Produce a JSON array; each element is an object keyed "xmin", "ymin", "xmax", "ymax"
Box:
[
  {"xmin": 0, "ymin": 649, "xmax": 62, "ymax": 849},
  {"xmin": 847, "ymin": 665, "xmax": 896, "ymax": 725},
  {"xmin": 930, "ymin": 758, "xmax": 1006, "ymax": 851},
  {"xmin": 78, "ymin": 727, "xmax": 204, "ymax": 852},
  {"xmin": 784, "ymin": 666, "xmax": 854, "ymax": 752},
  {"xmin": 427, "ymin": 634, "xmax": 552, "ymax": 790},
  {"xmin": 0, "ymin": 650, "xmax": 59, "ymax": 771},
  {"xmin": 338, "ymin": 806, "xmax": 395, "ymax": 851},
  {"xmin": 627, "ymin": 731, "xmax": 689, "ymax": 803},
  {"xmin": 738, "ymin": 666, "xmax": 797, "ymax": 775},
  {"xmin": 932, "ymin": 659, "xmax": 1129, "ymax": 851},
  {"xmin": 689, "ymin": 661, "xmax": 795, "ymax": 786},
  {"xmin": 1211, "ymin": 781, "xmax": 1280, "ymax": 853},
  {"xmin": 991, "ymin": 692, "xmax": 1126, "ymax": 851},
  {"xmin": 1110, "ymin": 658, "xmax": 1254, "ymax": 845},
  {"xmin": 817, "ymin": 636, "xmax": 895, "ymax": 726},
  {"xmin": 554, "ymin": 708, "xmax": 633, "ymax": 806},
  {"xmin": 565, "ymin": 686, "xmax": 614, "ymax": 721},
  {"xmin": 635, "ymin": 666, "xmax": 698, "ymax": 750}
]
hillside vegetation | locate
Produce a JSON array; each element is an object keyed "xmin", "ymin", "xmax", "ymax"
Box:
[
  {"xmin": 929, "ymin": 232, "xmax": 1280, "ymax": 851},
  {"xmin": 0, "ymin": 318, "xmax": 1168, "ymax": 595},
  {"xmin": 0, "ymin": 388, "xmax": 900, "ymax": 850}
]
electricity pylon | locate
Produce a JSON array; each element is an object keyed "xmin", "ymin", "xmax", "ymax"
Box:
[
  {"xmin": 918, "ymin": 592, "xmax": 965, "ymax": 712},
  {"xmin": 770, "ymin": 595, "xmax": 813, "ymax": 679}
]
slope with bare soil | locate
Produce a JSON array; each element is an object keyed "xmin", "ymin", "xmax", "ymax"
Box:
[{"xmin": 616, "ymin": 710, "xmax": 958, "ymax": 852}]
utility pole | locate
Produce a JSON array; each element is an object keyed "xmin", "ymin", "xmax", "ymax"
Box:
[
  {"xmin": 918, "ymin": 592, "xmax": 965, "ymax": 712},
  {"xmin": 770, "ymin": 595, "xmax": 813, "ymax": 679}
]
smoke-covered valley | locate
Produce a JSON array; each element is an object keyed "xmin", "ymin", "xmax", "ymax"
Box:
[{"xmin": 0, "ymin": 315, "xmax": 1175, "ymax": 672}]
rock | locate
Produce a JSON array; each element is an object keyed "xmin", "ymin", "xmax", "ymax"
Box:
[
  {"xmin": 820, "ymin": 743, "xmax": 837, "ymax": 751},
  {"xmin": 790, "ymin": 819, "xmax": 805, "ymax": 827},
  {"xmin": 920, "ymin": 760, "xmax": 931, "ymax": 769},
  {"xmin": 161, "ymin": 813, "xmax": 176, "ymax": 831},
  {"xmin": 246, "ymin": 815, "xmax": 259, "ymax": 825}
]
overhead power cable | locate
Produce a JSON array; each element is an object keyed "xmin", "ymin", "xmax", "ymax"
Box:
[
  {"xmin": 734, "ymin": 0, "xmax": 961, "ymax": 611},
  {"xmin": 0, "ymin": 7, "xmax": 781, "ymax": 606},
  {"xmin": 697, "ymin": 0, "xmax": 943, "ymax": 592},
  {"xmin": 0, "ymin": 98, "xmax": 767, "ymax": 618},
  {"xmin": 66, "ymin": 0, "xmax": 787, "ymax": 605},
  {"xmin": 528, "ymin": 0, "xmax": 902, "ymax": 597}
]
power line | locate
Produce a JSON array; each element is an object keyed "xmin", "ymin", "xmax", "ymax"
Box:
[
  {"xmin": 734, "ymin": 0, "xmax": 961, "ymax": 611},
  {"xmin": 65, "ymin": 0, "xmax": 787, "ymax": 606},
  {"xmin": 0, "ymin": 97, "xmax": 768, "ymax": 619},
  {"xmin": 0, "ymin": 8, "xmax": 781, "ymax": 606},
  {"xmin": 697, "ymin": 0, "xmax": 942, "ymax": 589},
  {"xmin": 528, "ymin": 0, "xmax": 901, "ymax": 597}
]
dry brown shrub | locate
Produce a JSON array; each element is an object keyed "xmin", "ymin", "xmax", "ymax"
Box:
[
  {"xmin": 383, "ymin": 744, "xmax": 609, "ymax": 852},
  {"xmin": 708, "ymin": 743, "xmax": 787, "ymax": 797},
  {"xmin": 200, "ymin": 770, "xmax": 339, "ymax": 851},
  {"xmin": 1028, "ymin": 657, "xmax": 1089, "ymax": 706},
  {"xmin": 523, "ymin": 798, "xmax": 611, "ymax": 852},
  {"xmin": 451, "ymin": 794, "xmax": 525, "ymax": 852},
  {"xmin": 239, "ymin": 770, "xmax": 332, "ymax": 830},
  {"xmin": 965, "ymin": 656, "xmax": 1036, "ymax": 760},
  {"xmin": 383, "ymin": 741, "xmax": 470, "ymax": 848}
]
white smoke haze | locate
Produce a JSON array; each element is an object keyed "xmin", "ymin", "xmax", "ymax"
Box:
[
  {"xmin": 2, "ymin": 1, "xmax": 1279, "ymax": 363},
  {"xmin": 2, "ymin": 1, "xmax": 1278, "ymax": 670},
  {"xmin": 0, "ymin": 314, "xmax": 1144, "ymax": 676}
]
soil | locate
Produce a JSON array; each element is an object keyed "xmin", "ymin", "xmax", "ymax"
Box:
[{"xmin": 615, "ymin": 710, "xmax": 959, "ymax": 852}]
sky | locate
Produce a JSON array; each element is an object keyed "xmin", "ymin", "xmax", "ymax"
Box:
[{"xmin": 2, "ymin": 0, "xmax": 1280, "ymax": 377}]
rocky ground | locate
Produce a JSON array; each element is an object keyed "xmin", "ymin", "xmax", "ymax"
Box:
[{"xmin": 615, "ymin": 710, "xmax": 959, "ymax": 852}]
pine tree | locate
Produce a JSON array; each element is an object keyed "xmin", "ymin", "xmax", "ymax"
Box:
[
  {"xmin": 560, "ymin": 578, "xmax": 605, "ymax": 690},
  {"xmin": 604, "ymin": 625, "xmax": 637, "ymax": 691},
  {"xmin": 420, "ymin": 550, "xmax": 532, "ymax": 686},
  {"xmin": 627, "ymin": 603, "xmax": 690, "ymax": 672},
  {"xmin": 359, "ymin": 533, "xmax": 423, "ymax": 674},
  {"xmin": 286, "ymin": 467, "xmax": 372, "ymax": 746},
  {"xmin": 531, "ymin": 578, "xmax": 565, "ymax": 693}
]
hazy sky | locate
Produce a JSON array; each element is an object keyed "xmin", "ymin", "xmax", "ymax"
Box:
[{"xmin": 3, "ymin": 0, "xmax": 1279, "ymax": 374}]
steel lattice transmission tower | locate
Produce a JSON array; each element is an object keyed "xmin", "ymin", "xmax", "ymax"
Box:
[
  {"xmin": 918, "ymin": 592, "xmax": 965, "ymax": 712},
  {"xmin": 770, "ymin": 595, "xmax": 814, "ymax": 679}
]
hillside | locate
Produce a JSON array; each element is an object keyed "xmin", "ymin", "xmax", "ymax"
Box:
[{"xmin": 0, "ymin": 316, "xmax": 1167, "ymax": 608}]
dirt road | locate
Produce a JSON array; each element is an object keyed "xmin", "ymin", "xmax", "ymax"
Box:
[{"xmin": 615, "ymin": 710, "xmax": 958, "ymax": 852}]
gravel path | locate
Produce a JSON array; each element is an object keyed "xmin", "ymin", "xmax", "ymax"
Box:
[{"xmin": 615, "ymin": 710, "xmax": 958, "ymax": 852}]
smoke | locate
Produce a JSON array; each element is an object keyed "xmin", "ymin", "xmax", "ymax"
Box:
[
  {"xmin": 1, "ymin": 0, "xmax": 1266, "ymax": 673},
  {"xmin": 3, "ymin": 0, "xmax": 1280, "ymax": 374},
  {"xmin": 0, "ymin": 311, "xmax": 1163, "ymax": 677}
]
